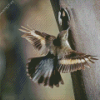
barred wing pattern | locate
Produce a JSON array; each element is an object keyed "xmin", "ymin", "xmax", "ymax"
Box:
[
  {"xmin": 58, "ymin": 51, "xmax": 98, "ymax": 73},
  {"xmin": 19, "ymin": 26, "xmax": 56, "ymax": 55}
]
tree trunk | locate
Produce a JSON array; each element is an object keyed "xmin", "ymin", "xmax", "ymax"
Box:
[{"xmin": 50, "ymin": 0, "xmax": 100, "ymax": 100}]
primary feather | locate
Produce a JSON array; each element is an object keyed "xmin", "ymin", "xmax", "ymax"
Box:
[{"xmin": 19, "ymin": 26, "xmax": 56, "ymax": 56}]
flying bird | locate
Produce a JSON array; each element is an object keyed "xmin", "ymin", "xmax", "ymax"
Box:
[
  {"xmin": 19, "ymin": 8, "xmax": 98, "ymax": 88},
  {"xmin": 19, "ymin": 25, "xmax": 98, "ymax": 88}
]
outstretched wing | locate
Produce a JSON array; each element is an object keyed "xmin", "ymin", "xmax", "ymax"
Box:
[
  {"xmin": 19, "ymin": 26, "xmax": 56, "ymax": 55},
  {"xmin": 58, "ymin": 50, "xmax": 98, "ymax": 73}
]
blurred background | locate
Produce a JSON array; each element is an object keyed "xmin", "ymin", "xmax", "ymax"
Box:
[{"xmin": 0, "ymin": 0, "xmax": 74, "ymax": 100}]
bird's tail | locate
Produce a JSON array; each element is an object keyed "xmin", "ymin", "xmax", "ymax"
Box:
[{"xmin": 26, "ymin": 53, "xmax": 64, "ymax": 88}]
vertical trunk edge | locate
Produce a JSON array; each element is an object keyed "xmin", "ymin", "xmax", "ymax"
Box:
[{"xmin": 50, "ymin": 0, "xmax": 88, "ymax": 100}]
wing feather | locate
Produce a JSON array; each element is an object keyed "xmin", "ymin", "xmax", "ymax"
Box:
[
  {"xmin": 19, "ymin": 26, "xmax": 56, "ymax": 55},
  {"xmin": 58, "ymin": 51, "xmax": 98, "ymax": 73}
]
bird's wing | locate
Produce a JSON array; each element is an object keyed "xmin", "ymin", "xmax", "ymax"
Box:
[
  {"xmin": 58, "ymin": 50, "xmax": 98, "ymax": 73},
  {"xmin": 26, "ymin": 52, "xmax": 64, "ymax": 88},
  {"xmin": 19, "ymin": 26, "xmax": 56, "ymax": 55}
]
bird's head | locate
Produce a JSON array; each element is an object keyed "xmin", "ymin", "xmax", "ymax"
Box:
[
  {"xmin": 53, "ymin": 28, "xmax": 70, "ymax": 48},
  {"xmin": 58, "ymin": 28, "xmax": 69, "ymax": 41}
]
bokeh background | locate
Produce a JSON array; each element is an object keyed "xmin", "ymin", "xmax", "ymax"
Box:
[{"xmin": 0, "ymin": 0, "xmax": 74, "ymax": 100}]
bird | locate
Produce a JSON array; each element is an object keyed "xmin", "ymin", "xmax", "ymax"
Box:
[
  {"xmin": 19, "ymin": 25, "xmax": 98, "ymax": 88},
  {"xmin": 19, "ymin": 7, "xmax": 98, "ymax": 88}
]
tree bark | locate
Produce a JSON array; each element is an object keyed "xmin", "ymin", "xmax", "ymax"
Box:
[{"xmin": 50, "ymin": 0, "xmax": 100, "ymax": 100}]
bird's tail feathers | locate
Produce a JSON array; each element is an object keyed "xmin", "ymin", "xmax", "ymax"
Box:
[{"xmin": 26, "ymin": 53, "xmax": 64, "ymax": 88}]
